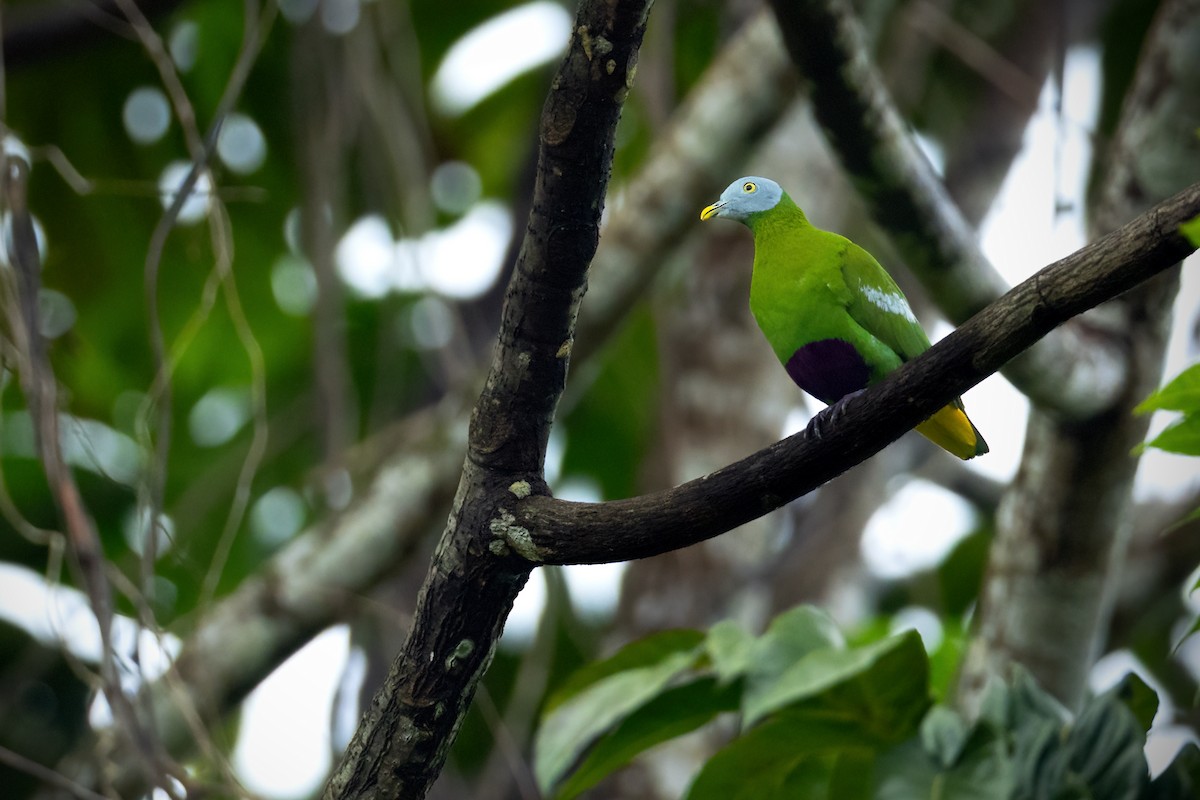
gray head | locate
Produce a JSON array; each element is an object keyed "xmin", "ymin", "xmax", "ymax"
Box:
[{"xmin": 700, "ymin": 176, "xmax": 783, "ymax": 222}]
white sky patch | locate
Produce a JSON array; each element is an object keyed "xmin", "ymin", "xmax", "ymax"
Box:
[
  {"xmin": 123, "ymin": 86, "xmax": 171, "ymax": 145},
  {"xmin": 158, "ymin": 160, "xmax": 212, "ymax": 224},
  {"xmin": 336, "ymin": 214, "xmax": 396, "ymax": 298},
  {"xmin": 888, "ymin": 606, "xmax": 944, "ymax": 652},
  {"xmin": 336, "ymin": 202, "xmax": 511, "ymax": 300},
  {"xmin": 0, "ymin": 563, "xmax": 180, "ymax": 693},
  {"xmin": 980, "ymin": 46, "xmax": 1100, "ymax": 285},
  {"xmin": 217, "ymin": 113, "xmax": 267, "ymax": 175},
  {"xmin": 189, "ymin": 386, "xmax": 251, "ymax": 448},
  {"xmin": 122, "ymin": 506, "xmax": 176, "ymax": 560},
  {"xmin": 501, "ymin": 569, "xmax": 546, "ymax": 650},
  {"xmin": 1, "ymin": 411, "xmax": 142, "ymax": 486},
  {"xmin": 168, "ymin": 20, "xmax": 199, "ymax": 72},
  {"xmin": 431, "ymin": 2, "xmax": 573, "ymax": 116},
  {"xmin": 861, "ymin": 478, "xmax": 975, "ymax": 579},
  {"xmin": 416, "ymin": 202, "xmax": 512, "ymax": 298},
  {"xmin": 233, "ymin": 626, "xmax": 350, "ymax": 799},
  {"xmin": 565, "ymin": 563, "xmax": 627, "ymax": 621}
]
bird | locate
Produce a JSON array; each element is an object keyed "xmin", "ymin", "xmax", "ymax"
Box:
[{"xmin": 700, "ymin": 176, "xmax": 988, "ymax": 459}]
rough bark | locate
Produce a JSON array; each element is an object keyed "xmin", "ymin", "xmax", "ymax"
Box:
[
  {"xmin": 323, "ymin": 2, "xmax": 653, "ymax": 798},
  {"xmin": 958, "ymin": 0, "xmax": 1200, "ymax": 713}
]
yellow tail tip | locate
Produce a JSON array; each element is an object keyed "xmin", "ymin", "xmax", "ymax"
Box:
[{"xmin": 916, "ymin": 404, "xmax": 988, "ymax": 460}]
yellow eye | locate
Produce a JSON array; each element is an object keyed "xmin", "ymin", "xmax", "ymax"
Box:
[{"xmin": 742, "ymin": 182, "xmax": 757, "ymax": 193}]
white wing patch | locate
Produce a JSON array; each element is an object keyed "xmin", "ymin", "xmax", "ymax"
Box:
[{"xmin": 861, "ymin": 285, "xmax": 918, "ymax": 322}]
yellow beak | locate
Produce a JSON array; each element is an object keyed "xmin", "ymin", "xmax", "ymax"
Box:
[{"xmin": 700, "ymin": 201, "xmax": 725, "ymax": 221}]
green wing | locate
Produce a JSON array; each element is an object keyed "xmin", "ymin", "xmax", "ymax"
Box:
[{"xmin": 835, "ymin": 240, "xmax": 930, "ymax": 363}]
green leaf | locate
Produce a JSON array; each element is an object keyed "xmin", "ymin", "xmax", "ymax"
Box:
[
  {"xmin": 938, "ymin": 529, "xmax": 991, "ymax": 617},
  {"xmin": 875, "ymin": 726, "xmax": 1013, "ymax": 800},
  {"xmin": 1112, "ymin": 672, "xmax": 1159, "ymax": 732},
  {"xmin": 542, "ymin": 628, "xmax": 705, "ymax": 714},
  {"xmin": 1136, "ymin": 363, "xmax": 1200, "ymax": 414},
  {"xmin": 705, "ymin": 620, "xmax": 755, "ymax": 684},
  {"xmin": 535, "ymin": 643, "xmax": 702, "ymax": 793},
  {"xmin": 685, "ymin": 711, "xmax": 876, "ymax": 800},
  {"xmin": 920, "ymin": 705, "xmax": 969, "ymax": 768},
  {"xmin": 742, "ymin": 605, "xmax": 844, "ymax": 715},
  {"xmin": 749, "ymin": 606, "xmax": 844, "ymax": 678},
  {"xmin": 1180, "ymin": 213, "xmax": 1200, "ymax": 248},
  {"xmin": 1003, "ymin": 669, "xmax": 1154, "ymax": 800},
  {"xmin": 1142, "ymin": 413, "xmax": 1200, "ymax": 456},
  {"xmin": 744, "ymin": 630, "xmax": 929, "ymax": 736},
  {"xmin": 1063, "ymin": 685, "xmax": 1150, "ymax": 800},
  {"xmin": 551, "ymin": 677, "xmax": 740, "ymax": 800}
]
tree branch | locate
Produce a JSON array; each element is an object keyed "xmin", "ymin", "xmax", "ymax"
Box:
[
  {"xmin": 766, "ymin": 0, "xmax": 1129, "ymax": 418},
  {"xmin": 323, "ymin": 2, "xmax": 653, "ymax": 798},
  {"xmin": 957, "ymin": 0, "xmax": 1200, "ymax": 714},
  {"xmin": 514, "ymin": 181, "xmax": 1200, "ymax": 565}
]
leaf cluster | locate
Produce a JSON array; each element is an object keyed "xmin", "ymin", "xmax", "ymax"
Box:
[{"xmin": 535, "ymin": 607, "xmax": 1200, "ymax": 799}]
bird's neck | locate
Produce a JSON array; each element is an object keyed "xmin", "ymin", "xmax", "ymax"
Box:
[{"xmin": 744, "ymin": 193, "xmax": 810, "ymax": 238}]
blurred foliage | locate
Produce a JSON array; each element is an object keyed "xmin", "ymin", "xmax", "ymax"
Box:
[
  {"xmin": 535, "ymin": 608, "xmax": 1200, "ymax": 799},
  {"xmin": 0, "ymin": 0, "xmax": 1197, "ymax": 797}
]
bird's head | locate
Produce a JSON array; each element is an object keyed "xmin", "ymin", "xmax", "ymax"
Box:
[{"xmin": 700, "ymin": 176, "xmax": 783, "ymax": 222}]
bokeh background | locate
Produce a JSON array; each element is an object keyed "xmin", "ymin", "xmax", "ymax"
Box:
[{"xmin": 0, "ymin": 0, "xmax": 1197, "ymax": 798}]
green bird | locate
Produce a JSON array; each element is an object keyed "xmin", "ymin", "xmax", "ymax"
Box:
[{"xmin": 701, "ymin": 176, "xmax": 988, "ymax": 459}]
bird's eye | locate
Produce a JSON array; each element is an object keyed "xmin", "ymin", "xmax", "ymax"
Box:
[{"xmin": 742, "ymin": 182, "xmax": 757, "ymax": 193}]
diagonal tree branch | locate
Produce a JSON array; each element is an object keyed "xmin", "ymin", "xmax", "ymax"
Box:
[
  {"xmin": 766, "ymin": 0, "xmax": 1129, "ymax": 418},
  {"xmin": 510, "ymin": 181, "xmax": 1200, "ymax": 565}
]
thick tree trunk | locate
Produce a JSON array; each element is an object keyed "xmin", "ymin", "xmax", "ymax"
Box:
[{"xmin": 957, "ymin": 0, "xmax": 1200, "ymax": 713}]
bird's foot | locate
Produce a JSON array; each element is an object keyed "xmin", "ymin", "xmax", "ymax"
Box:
[{"xmin": 805, "ymin": 390, "xmax": 866, "ymax": 443}]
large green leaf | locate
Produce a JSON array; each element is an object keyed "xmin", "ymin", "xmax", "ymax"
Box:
[
  {"xmin": 685, "ymin": 711, "xmax": 877, "ymax": 800},
  {"xmin": 1141, "ymin": 414, "xmax": 1200, "ymax": 456},
  {"xmin": 1062, "ymin": 685, "xmax": 1150, "ymax": 800},
  {"xmin": 541, "ymin": 628, "xmax": 705, "ymax": 714},
  {"xmin": 551, "ymin": 677, "xmax": 740, "ymax": 800},
  {"xmin": 1136, "ymin": 363, "xmax": 1200, "ymax": 414},
  {"xmin": 704, "ymin": 619, "xmax": 756, "ymax": 684},
  {"xmin": 1112, "ymin": 672, "xmax": 1159, "ymax": 733},
  {"xmin": 875, "ymin": 725, "xmax": 1013, "ymax": 800},
  {"xmin": 742, "ymin": 605, "xmax": 845, "ymax": 712},
  {"xmin": 1000, "ymin": 668, "xmax": 1157, "ymax": 800},
  {"xmin": 534, "ymin": 637, "xmax": 703, "ymax": 793},
  {"xmin": 743, "ymin": 630, "xmax": 929, "ymax": 736},
  {"xmin": 1137, "ymin": 362, "xmax": 1200, "ymax": 412}
]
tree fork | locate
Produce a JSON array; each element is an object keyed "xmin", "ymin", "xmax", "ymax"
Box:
[{"xmin": 323, "ymin": 1, "xmax": 653, "ymax": 798}]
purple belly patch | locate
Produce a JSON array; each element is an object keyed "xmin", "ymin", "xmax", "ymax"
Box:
[{"xmin": 784, "ymin": 339, "xmax": 871, "ymax": 404}]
